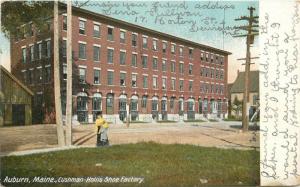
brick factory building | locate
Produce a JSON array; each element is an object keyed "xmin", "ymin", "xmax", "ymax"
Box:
[{"xmin": 10, "ymin": 4, "xmax": 231, "ymax": 124}]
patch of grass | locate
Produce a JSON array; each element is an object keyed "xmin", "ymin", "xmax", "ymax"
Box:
[
  {"xmin": 184, "ymin": 119, "xmax": 206, "ymax": 123},
  {"xmin": 157, "ymin": 120, "xmax": 177, "ymax": 123},
  {"xmin": 208, "ymin": 119, "xmax": 219, "ymax": 122},
  {"xmin": 1, "ymin": 142, "xmax": 259, "ymax": 186}
]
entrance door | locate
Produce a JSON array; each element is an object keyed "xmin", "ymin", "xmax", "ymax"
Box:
[{"xmin": 12, "ymin": 104, "xmax": 25, "ymax": 125}]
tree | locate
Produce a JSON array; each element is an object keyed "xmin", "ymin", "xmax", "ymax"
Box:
[{"xmin": 232, "ymin": 96, "xmax": 242, "ymax": 119}]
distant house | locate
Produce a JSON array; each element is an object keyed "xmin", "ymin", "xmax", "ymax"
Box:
[
  {"xmin": 0, "ymin": 65, "xmax": 33, "ymax": 126},
  {"xmin": 230, "ymin": 71, "xmax": 259, "ymax": 118}
]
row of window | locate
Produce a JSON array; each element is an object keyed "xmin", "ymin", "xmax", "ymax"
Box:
[
  {"xmin": 78, "ymin": 68, "xmax": 224, "ymax": 94},
  {"xmin": 75, "ymin": 45, "xmax": 225, "ymax": 76},
  {"xmin": 22, "ymin": 66, "xmax": 51, "ymax": 85},
  {"xmin": 64, "ymin": 16, "xmax": 225, "ymax": 62},
  {"xmin": 21, "ymin": 40, "xmax": 51, "ymax": 63},
  {"xmin": 76, "ymin": 93, "xmax": 226, "ymax": 115},
  {"xmin": 200, "ymin": 67, "xmax": 224, "ymax": 79}
]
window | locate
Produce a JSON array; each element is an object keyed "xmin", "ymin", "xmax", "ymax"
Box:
[
  {"xmin": 63, "ymin": 16, "xmax": 67, "ymax": 30},
  {"xmin": 189, "ymin": 64, "xmax": 193, "ymax": 75},
  {"xmin": 79, "ymin": 20, "xmax": 85, "ymax": 35},
  {"xmin": 143, "ymin": 75, "xmax": 148, "ymax": 88},
  {"xmin": 141, "ymin": 96, "xmax": 147, "ymax": 108},
  {"xmin": 179, "ymin": 98, "xmax": 184, "ymax": 112},
  {"xmin": 215, "ymin": 55, "xmax": 219, "ymax": 64},
  {"xmin": 205, "ymin": 53, "xmax": 209, "ymax": 62},
  {"xmin": 38, "ymin": 43, "xmax": 42, "ymax": 59},
  {"xmin": 106, "ymin": 93, "xmax": 114, "ymax": 114},
  {"xmin": 63, "ymin": 65, "xmax": 67, "ymax": 80},
  {"xmin": 120, "ymin": 51, "xmax": 126, "ymax": 65},
  {"xmin": 162, "ymin": 42, "xmax": 167, "ymax": 53},
  {"xmin": 210, "ymin": 69, "xmax": 214, "ymax": 78},
  {"xmin": 211, "ymin": 85, "xmax": 214, "ymax": 93},
  {"xmin": 142, "ymin": 37, "xmax": 148, "ymax": 48},
  {"xmin": 171, "ymin": 61, "xmax": 175, "ymax": 72},
  {"xmin": 107, "ymin": 48, "xmax": 114, "ymax": 64},
  {"xmin": 179, "ymin": 63, "xmax": 184, "ymax": 74},
  {"xmin": 153, "ymin": 77, "xmax": 158, "ymax": 89},
  {"xmin": 152, "ymin": 98, "xmax": 158, "ymax": 111},
  {"xmin": 27, "ymin": 70, "xmax": 32, "ymax": 84},
  {"xmin": 179, "ymin": 80, "xmax": 184, "ymax": 91},
  {"xmin": 253, "ymin": 95, "xmax": 258, "ymax": 105},
  {"xmin": 132, "ymin": 33, "xmax": 137, "ymax": 47},
  {"xmin": 37, "ymin": 68, "xmax": 43, "ymax": 83},
  {"xmin": 200, "ymin": 83, "xmax": 204, "ymax": 93},
  {"xmin": 79, "ymin": 43, "xmax": 86, "ymax": 59},
  {"xmin": 220, "ymin": 70, "xmax": 224, "ymax": 79},
  {"xmin": 200, "ymin": 51, "xmax": 204, "ymax": 61},
  {"xmin": 107, "ymin": 71, "xmax": 114, "ymax": 85},
  {"xmin": 108, "ymin": 27, "xmax": 114, "ymax": 41},
  {"xmin": 152, "ymin": 57, "xmax": 158, "ymax": 70},
  {"xmin": 189, "ymin": 81, "xmax": 193, "ymax": 91},
  {"xmin": 205, "ymin": 68, "xmax": 209, "ymax": 77},
  {"xmin": 30, "ymin": 45, "xmax": 34, "ymax": 61},
  {"xmin": 200, "ymin": 67, "xmax": 204, "ymax": 76},
  {"xmin": 94, "ymin": 69, "xmax": 100, "ymax": 84},
  {"xmin": 161, "ymin": 98, "xmax": 167, "ymax": 111},
  {"xmin": 120, "ymin": 72, "xmax": 126, "ymax": 86},
  {"xmin": 179, "ymin": 47, "xmax": 183, "ymax": 56},
  {"xmin": 142, "ymin": 55, "xmax": 148, "ymax": 68},
  {"xmin": 187, "ymin": 99, "xmax": 195, "ymax": 111},
  {"xmin": 93, "ymin": 24, "xmax": 100, "ymax": 38},
  {"xmin": 46, "ymin": 40, "xmax": 51, "ymax": 58},
  {"xmin": 22, "ymin": 48, "xmax": 27, "ymax": 63},
  {"xmin": 162, "ymin": 60, "xmax": 167, "ymax": 72},
  {"xmin": 215, "ymin": 70, "xmax": 219, "ymax": 79},
  {"xmin": 93, "ymin": 46, "xmax": 100, "ymax": 62},
  {"xmin": 189, "ymin": 48, "xmax": 193, "ymax": 58},
  {"xmin": 220, "ymin": 56, "xmax": 224, "ymax": 65},
  {"xmin": 171, "ymin": 44, "xmax": 176, "ymax": 54},
  {"xmin": 171, "ymin": 79, "xmax": 175, "ymax": 90},
  {"xmin": 170, "ymin": 97, "xmax": 175, "ymax": 110},
  {"xmin": 45, "ymin": 66, "xmax": 51, "ymax": 82},
  {"xmin": 120, "ymin": 31, "xmax": 126, "ymax": 43},
  {"xmin": 162, "ymin": 78, "xmax": 166, "ymax": 90},
  {"xmin": 92, "ymin": 93, "xmax": 102, "ymax": 121},
  {"xmin": 131, "ymin": 74, "xmax": 137, "ymax": 87},
  {"xmin": 62, "ymin": 40, "xmax": 67, "ymax": 57},
  {"xmin": 23, "ymin": 70, "xmax": 27, "ymax": 84},
  {"xmin": 131, "ymin": 54, "xmax": 137, "ymax": 67},
  {"xmin": 79, "ymin": 68, "xmax": 86, "ymax": 83},
  {"xmin": 211, "ymin": 54, "xmax": 214, "ymax": 63},
  {"xmin": 217, "ymin": 85, "xmax": 220, "ymax": 94},
  {"xmin": 152, "ymin": 40, "xmax": 158, "ymax": 51}
]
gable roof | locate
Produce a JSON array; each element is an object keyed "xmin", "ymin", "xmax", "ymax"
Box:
[
  {"xmin": 59, "ymin": 3, "xmax": 231, "ymax": 56},
  {"xmin": 0, "ymin": 65, "xmax": 34, "ymax": 96},
  {"xmin": 230, "ymin": 71, "xmax": 259, "ymax": 93}
]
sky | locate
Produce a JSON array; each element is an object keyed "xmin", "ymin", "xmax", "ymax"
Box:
[{"xmin": 0, "ymin": 0, "xmax": 259, "ymax": 83}]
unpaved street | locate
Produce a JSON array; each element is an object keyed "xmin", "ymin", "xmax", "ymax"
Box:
[{"xmin": 0, "ymin": 122, "xmax": 259, "ymax": 155}]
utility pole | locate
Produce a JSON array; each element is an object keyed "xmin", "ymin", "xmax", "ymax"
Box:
[
  {"xmin": 234, "ymin": 7, "xmax": 258, "ymax": 132},
  {"xmin": 65, "ymin": 0, "xmax": 73, "ymax": 146},
  {"xmin": 54, "ymin": 0, "xmax": 65, "ymax": 146}
]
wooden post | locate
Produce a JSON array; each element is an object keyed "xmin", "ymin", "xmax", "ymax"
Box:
[
  {"xmin": 65, "ymin": 0, "xmax": 73, "ymax": 146},
  {"xmin": 54, "ymin": 0, "xmax": 65, "ymax": 146}
]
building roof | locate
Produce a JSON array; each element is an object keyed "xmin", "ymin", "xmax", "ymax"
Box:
[
  {"xmin": 0, "ymin": 65, "xmax": 34, "ymax": 96},
  {"xmin": 230, "ymin": 71, "xmax": 259, "ymax": 93},
  {"xmin": 60, "ymin": 3, "xmax": 231, "ymax": 56}
]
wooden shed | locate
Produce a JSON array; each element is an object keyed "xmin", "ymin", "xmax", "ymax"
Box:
[{"xmin": 0, "ymin": 65, "xmax": 33, "ymax": 126}]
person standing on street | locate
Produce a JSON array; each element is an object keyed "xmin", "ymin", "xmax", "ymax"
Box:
[{"xmin": 95, "ymin": 111, "xmax": 109, "ymax": 146}]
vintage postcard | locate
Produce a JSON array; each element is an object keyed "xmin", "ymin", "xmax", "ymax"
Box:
[{"xmin": 0, "ymin": 0, "xmax": 299, "ymax": 186}]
